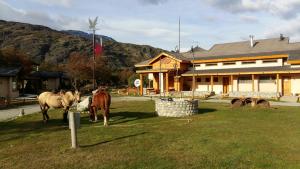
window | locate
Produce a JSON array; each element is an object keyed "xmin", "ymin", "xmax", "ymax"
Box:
[
  {"xmin": 259, "ymin": 76, "xmax": 275, "ymax": 83},
  {"xmin": 238, "ymin": 76, "xmax": 252, "ymax": 83},
  {"xmin": 213, "ymin": 77, "xmax": 218, "ymax": 82},
  {"xmin": 12, "ymin": 77, "xmax": 17, "ymax": 91},
  {"xmin": 206, "ymin": 63, "xmax": 218, "ymax": 66},
  {"xmin": 263, "ymin": 59, "xmax": 277, "ymax": 63},
  {"xmin": 197, "ymin": 78, "xmax": 201, "ymax": 82},
  {"xmin": 205, "ymin": 78, "xmax": 210, "ymax": 82},
  {"xmin": 242, "ymin": 61, "xmax": 256, "ymax": 65},
  {"xmin": 223, "ymin": 62, "xmax": 236, "ymax": 65}
]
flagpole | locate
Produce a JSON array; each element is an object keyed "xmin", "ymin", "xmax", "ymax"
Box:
[
  {"xmin": 93, "ymin": 30, "xmax": 96, "ymax": 90},
  {"xmin": 89, "ymin": 17, "xmax": 98, "ymax": 90}
]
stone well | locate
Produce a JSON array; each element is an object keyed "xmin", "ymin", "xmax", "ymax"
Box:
[{"xmin": 155, "ymin": 98, "xmax": 198, "ymax": 117}]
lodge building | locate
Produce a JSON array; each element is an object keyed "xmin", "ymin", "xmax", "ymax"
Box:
[{"xmin": 135, "ymin": 36, "xmax": 300, "ymax": 99}]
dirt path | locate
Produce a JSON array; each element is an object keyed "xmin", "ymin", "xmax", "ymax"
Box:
[{"xmin": 0, "ymin": 104, "xmax": 41, "ymax": 121}]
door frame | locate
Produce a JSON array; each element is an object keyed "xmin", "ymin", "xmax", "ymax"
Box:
[
  {"xmin": 282, "ymin": 76, "xmax": 291, "ymax": 96},
  {"xmin": 223, "ymin": 77, "xmax": 230, "ymax": 94}
]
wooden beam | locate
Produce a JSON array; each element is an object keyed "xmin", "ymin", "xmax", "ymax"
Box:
[
  {"xmin": 252, "ymin": 74, "xmax": 255, "ymax": 92},
  {"xmin": 139, "ymin": 74, "xmax": 143, "ymax": 96},
  {"xmin": 276, "ymin": 74, "xmax": 280, "ymax": 94},
  {"xmin": 231, "ymin": 75, "xmax": 234, "ymax": 92},
  {"xmin": 211, "ymin": 75, "xmax": 214, "ymax": 91}
]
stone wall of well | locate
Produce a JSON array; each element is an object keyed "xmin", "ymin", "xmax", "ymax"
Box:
[{"xmin": 155, "ymin": 99, "xmax": 198, "ymax": 117}]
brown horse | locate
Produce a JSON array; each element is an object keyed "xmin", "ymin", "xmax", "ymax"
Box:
[
  {"xmin": 89, "ymin": 89, "xmax": 111, "ymax": 126},
  {"xmin": 37, "ymin": 90, "xmax": 81, "ymax": 122}
]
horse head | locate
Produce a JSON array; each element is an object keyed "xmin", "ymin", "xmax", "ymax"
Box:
[{"xmin": 74, "ymin": 90, "xmax": 81, "ymax": 103}]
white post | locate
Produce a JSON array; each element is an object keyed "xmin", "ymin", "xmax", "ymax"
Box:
[
  {"xmin": 69, "ymin": 112, "xmax": 78, "ymax": 148},
  {"xmin": 159, "ymin": 73, "xmax": 164, "ymax": 94},
  {"xmin": 19, "ymin": 109, "xmax": 25, "ymax": 117}
]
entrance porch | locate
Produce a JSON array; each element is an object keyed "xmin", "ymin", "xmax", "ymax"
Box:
[{"xmin": 181, "ymin": 73, "xmax": 300, "ymax": 98}]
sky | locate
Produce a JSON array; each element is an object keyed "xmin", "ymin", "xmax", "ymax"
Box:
[{"xmin": 1, "ymin": 0, "xmax": 300, "ymax": 51}]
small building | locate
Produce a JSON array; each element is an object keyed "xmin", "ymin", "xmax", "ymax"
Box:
[
  {"xmin": 0, "ymin": 67, "xmax": 21, "ymax": 99},
  {"xmin": 25, "ymin": 71, "xmax": 70, "ymax": 93},
  {"xmin": 135, "ymin": 36, "xmax": 300, "ymax": 98}
]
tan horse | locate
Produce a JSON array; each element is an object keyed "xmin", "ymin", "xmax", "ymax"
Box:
[{"xmin": 37, "ymin": 90, "xmax": 81, "ymax": 123}]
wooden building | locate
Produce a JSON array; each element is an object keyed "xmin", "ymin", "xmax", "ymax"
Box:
[
  {"xmin": 135, "ymin": 36, "xmax": 300, "ymax": 98},
  {"xmin": 0, "ymin": 67, "xmax": 21, "ymax": 99}
]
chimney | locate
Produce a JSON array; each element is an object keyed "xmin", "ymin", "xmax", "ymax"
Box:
[
  {"xmin": 280, "ymin": 34, "xmax": 284, "ymax": 41},
  {"xmin": 249, "ymin": 35, "xmax": 254, "ymax": 48}
]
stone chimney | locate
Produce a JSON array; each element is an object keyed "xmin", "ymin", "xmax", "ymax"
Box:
[{"xmin": 249, "ymin": 35, "xmax": 254, "ymax": 48}]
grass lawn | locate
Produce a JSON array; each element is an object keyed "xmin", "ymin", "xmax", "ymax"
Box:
[{"xmin": 0, "ymin": 101, "xmax": 300, "ymax": 169}]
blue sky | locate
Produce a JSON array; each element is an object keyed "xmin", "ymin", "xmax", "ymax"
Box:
[{"xmin": 1, "ymin": 0, "xmax": 300, "ymax": 51}]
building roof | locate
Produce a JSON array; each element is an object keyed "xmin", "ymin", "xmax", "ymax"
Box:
[
  {"xmin": 28, "ymin": 71, "xmax": 68, "ymax": 79},
  {"xmin": 288, "ymin": 52, "xmax": 300, "ymax": 61},
  {"xmin": 135, "ymin": 52, "xmax": 190, "ymax": 67},
  {"xmin": 182, "ymin": 66, "xmax": 300, "ymax": 76},
  {"xmin": 183, "ymin": 37, "xmax": 300, "ymax": 60},
  {"xmin": 0, "ymin": 67, "xmax": 21, "ymax": 77},
  {"xmin": 135, "ymin": 59, "xmax": 152, "ymax": 67}
]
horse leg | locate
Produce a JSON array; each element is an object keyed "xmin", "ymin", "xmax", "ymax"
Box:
[
  {"xmin": 103, "ymin": 108, "xmax": 109, "ymax": 126},
  {"xmin": 45, "ymin": 105, "xmax": 50, "ymax": 121},
  {"xmin": 94, "ymin": 107, "xmax": 98, "ymax": 122},
  {"xmin": 89, "ymin": 106, "xmax": 94, "ymax": 122},
  {"xmin": 42, "ymin": 110, "xmax": 46, "ymax": 123},
  {"xmin": 63, "ymin": 107, "xmax": 69, "ymax": 123}
]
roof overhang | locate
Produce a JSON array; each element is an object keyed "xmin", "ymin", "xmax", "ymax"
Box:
[
  {"xmin": 287, "ymin": 60, "xmax": 300, "ymax": 64},
  {"xmin": 148, "ymin": 52, "xmax": 187, "ymax": 64},
  {"xmin": 192, "ymin": 54, "xmax": 288, "ymax": 64},
  {"xmin": 182, "ymin": 66, "xmax": 300, "ymax": 76},
  {"xmin": 136, "ymin": 69, "xmax": 171, "ymax": 74}
]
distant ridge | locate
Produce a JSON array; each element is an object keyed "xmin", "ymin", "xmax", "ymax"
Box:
[
  {"xmin": 61, "ymin": 30, "xmax": 116, "ymax": 42},
  {"xmin": 0, "ymin": 20, "xmax": 166, "ymax": 70}
]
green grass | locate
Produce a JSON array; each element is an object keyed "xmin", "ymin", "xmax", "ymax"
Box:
[{"xmin": 1, "ymin": 101, "xmax": 300, "ymax": 169}]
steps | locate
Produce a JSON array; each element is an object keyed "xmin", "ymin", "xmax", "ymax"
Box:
[{"xmin": 280, "ymin": 96, "xmax": 299, "ymax": 102}]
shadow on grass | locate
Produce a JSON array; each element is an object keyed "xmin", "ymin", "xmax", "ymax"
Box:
[
  {"xmin": 197, "ymin": 108, "xmax": 217, "ymax": 114},
  {"xmin": 0, "ymin": 119, "xmax": 68, "ymax": 142},
  {"xmin": 79, "ymin": 111, "xmax": 156, "ymax": 125},
  {"xmin": 80, "ymin": 132, "xmax": 147, "ymax": 148}
]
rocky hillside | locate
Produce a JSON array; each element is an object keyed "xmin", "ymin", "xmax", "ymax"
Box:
[{"xmin": 0, "ymin": 20, "xmax": 165, "ymax": 70}]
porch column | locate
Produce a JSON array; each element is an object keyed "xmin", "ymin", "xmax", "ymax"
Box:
[
  {"xmin": 252, "ymin": 74, "xmax": 255, "ymax": 92},
  {"xmin": 231, "ymin": 75, "xmax": 234, "ymax": 92},
  {"xmin": 192, "ymin": 76, "xmax": 196, "ymax": 92},
  {"xmin": 276, "ymin": 74, "xmax": 280, "ymax": 94},
  {"xmin": 166, "ymin": 73, "xmax": 169, "ymax": 93},
  {"xmin": 210, "ymin": 75, "xmax": 214, "ymax": 92},
  {"xmin": 139, "ymin": 74, "xmax": 143, "ymax": 96},
  {"xmin": 237, "ymin": 75, "xmax": 239, "ymax": 92}
]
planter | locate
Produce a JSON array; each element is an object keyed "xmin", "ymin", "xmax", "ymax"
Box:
[{"xmin": 155, "ymin": 98, "xmax": 198, "ymax": 117}]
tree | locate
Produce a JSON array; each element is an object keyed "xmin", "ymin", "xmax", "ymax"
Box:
[
  {"xmin": 118, "ymin": 68, "xmax": 134, "ymax": 86},
  {"xmin": 0, "ymin": 47, "xmax": 33, "ymax": 76},
  {"xmin": 66, "ymin": 52, "xmax": 92, "ymax": 89},
  {"xmin": 65, "ymin": 52, "xmax": 113, "ymax": 89}
]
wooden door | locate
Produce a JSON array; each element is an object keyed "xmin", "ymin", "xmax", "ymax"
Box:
[
  {"xmin": 223, "ymin": 77, "xmax": 229, "ymax": 94},
  {"xmin": 282, "ymin": 76, "xmax": 291, "ymax": 96}
]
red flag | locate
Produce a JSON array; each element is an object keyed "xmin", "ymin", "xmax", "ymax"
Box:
[{"xmin": 94, "ymin": 37, "xmax": 103, "ymax": 56}]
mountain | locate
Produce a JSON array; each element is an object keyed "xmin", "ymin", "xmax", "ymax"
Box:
[
  {"xmin": 0, "ymin": 20, "xmax": 166, "ymax": 70},
  {"xmin": 61, "ymin": 30, "xmax": 116, "ymax": 42}
]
